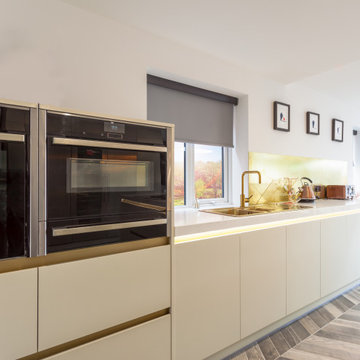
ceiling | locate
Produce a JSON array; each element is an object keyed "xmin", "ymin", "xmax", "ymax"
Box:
[{"xmin": 61, "ymin": 0, "xmax": 360, "ymax": 106}]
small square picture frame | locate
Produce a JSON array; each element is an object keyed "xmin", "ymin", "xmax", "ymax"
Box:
[
  {"xmin": 306, "ymin": 112, "xmax": 320, "ymax": 135},
  {"xmin": 332, "ymin": 119, "xmax": 344, "ymax": 142},
  {"xmin": 273, "ymin": 101, "xmax": 290, "ymax": 132}
]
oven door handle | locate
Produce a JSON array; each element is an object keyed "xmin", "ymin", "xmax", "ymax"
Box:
[
  {"xmin": 52, "ymin": 137, "xmax": 167, "ymax": 153},
  {"xmin": 52, "ymin": 218, "xmax": 167, "ymax": 237},
  {"xmin": 121, "ymin": 198, "xmax": 166, "ymax": 212},
  {"xmin": 0, "ymin": 132, "xmax": 25, "ymax": 142}
]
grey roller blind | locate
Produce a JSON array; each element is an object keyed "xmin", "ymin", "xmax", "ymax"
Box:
[{"xmin": 147, "ymin": 78, "xmax": 236, "ymax": 147}]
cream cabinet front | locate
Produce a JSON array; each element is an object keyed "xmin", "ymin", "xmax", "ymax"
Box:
[
  {"xmin": 43, "ymin": 315, "xmax": 171, "ymax": 360},
  {"xmin": 286, "ymin": 221, "xmax": 321, "ymax": 314},
  {"xmin": 0, "ymin": 268, "xmax": 37, "ymax": 360},
  {"xmin": 321, "ymin": 216, "xmax": 351, "ymax": 296},
  {"xmin": 240, "ymin": 226, "xmax": 286, "ymax": 338},
  {"xmin": 346, "ymin": 213, "xmax": 360, "ymax": 282},
  {"xmin": 38, "ymin": 245, "xmax": 170, "ymax": 351},
  {"xmin": 174, "ymin": 235, "xmax": 241, "ymax": 360}
]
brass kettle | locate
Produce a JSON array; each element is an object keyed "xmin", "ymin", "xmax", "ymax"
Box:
[{"xmin": 299, "ymin": 177, "xmax": 316, "ymax": 202}]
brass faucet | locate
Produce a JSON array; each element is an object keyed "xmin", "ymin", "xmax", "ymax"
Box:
[{"xmin": 241, "ymin": 170, "xmax": 262, "ymax": 207}]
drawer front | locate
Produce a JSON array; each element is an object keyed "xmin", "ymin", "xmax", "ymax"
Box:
[
  {"xmin": 0, "ymin": 268, "xmax": 37, "ymax": 360},
  {"xmin": 39, "ymin": 245, "xmax": 170, "ymax": 350},
  {"xmin": 44, "ymin": 315, "xmax": 171, "ymax": 360}
]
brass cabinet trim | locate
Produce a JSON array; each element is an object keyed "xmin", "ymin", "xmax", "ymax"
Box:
[
  {"xmin": 19, "ymin": 309, "xmax": 170, "ymax": 360},
  {"xmin": 52, "ymin": 219, "xmax": 167, "ymax": 237},
  {"xmin": 0, "ymin": 237, "xmax": 169, "ymax": 274},
  {"xmin": 52, "ymin": 136, "xmax": 168, "ymax": 153},
  {"xmin": 0, "ymin": 132, "xmax": 25, "ymax": 142}
]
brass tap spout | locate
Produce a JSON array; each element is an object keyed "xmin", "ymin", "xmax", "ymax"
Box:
[{"xmin": 241, "ymin": 170, "xmax": 262, "ymax": 208}]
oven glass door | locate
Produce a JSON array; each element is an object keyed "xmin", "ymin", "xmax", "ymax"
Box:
[
  {"xmin": 0, "ymin": 134, "xmax": 27, "ymax": 259},
  {"xmin": 46, "ymin": 139, "xmax": 167, "ymax": 252}
]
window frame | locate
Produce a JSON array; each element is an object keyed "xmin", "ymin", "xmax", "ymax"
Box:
[{"xmin": 174, "ymin": 142, "xmax": 232, "ymax": 208}]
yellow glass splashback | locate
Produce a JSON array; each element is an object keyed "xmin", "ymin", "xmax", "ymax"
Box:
[{"xmin": 248, "ymin": 152, "xmax": 348, "ymax": 204}]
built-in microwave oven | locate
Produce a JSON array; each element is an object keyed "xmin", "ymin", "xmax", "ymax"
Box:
[{"xmin": 38, "ymin": 109, "xmax": 173, "ymax": 254}]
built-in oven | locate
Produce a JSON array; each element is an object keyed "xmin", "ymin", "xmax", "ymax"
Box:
[
  {"xmin": 0, "ymin": 103, "xmax": 38, "ymax": 259},
  {"xmin": 39, "ymin": 109, "xmax": 173, "ymax": 254}
]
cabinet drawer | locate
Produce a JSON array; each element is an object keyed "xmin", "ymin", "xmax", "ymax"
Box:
[
  {"xmin": 44, "ymin": 315, "xmax": 170, "ymax": 360},
  {"xmin": 0, "ymin": 268, "xmax": 37, "ymax": 360},
  {"xmin": 39, "ymin": 245, "xmax": 170, "ymax": 350}
]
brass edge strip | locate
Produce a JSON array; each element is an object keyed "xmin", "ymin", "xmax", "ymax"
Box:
[
  {"xmin": 175, "ymin": 208, "xmax": 360, "ymax": 244},
  {"xmin": 0, "ymin": 237, "xmax": 169, "ymax": 274},
  {"xmin": 18, "ymin": 308, "xmax": 170, "ymax": 360}
]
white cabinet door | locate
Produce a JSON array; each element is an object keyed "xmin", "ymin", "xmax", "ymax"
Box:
[
  {"xmin": 39, "ymin": 246, "xmax": 170, "ymax": 350},
  {"xmin": 321, "ymin": 216, "xmax": 350, "ymax": 296},
  {"xmin": 346, "ymin": 213, "xmax": 360, "ymax": 282},
  {"xmin": 44, "ymin": 315, "xmax": 170, "ymax": 360},
  {"xmin": 287, "ymin": 221, "xmax": 321, "ymax": 314},
  {"xmin": 240, "ymin": 226, "xmax": 286, "ymax": 338},
  {"xmin": 0, "ymin": 268, "xmax": 37, "ymax": 360},
  {"xmin": 174, "ymin": 235, "xmax": 241, "ymax": 360}
]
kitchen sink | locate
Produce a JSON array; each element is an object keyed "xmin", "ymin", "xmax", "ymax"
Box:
[{"xmin": 201, "ymin": 203, "xmax": 312, "ymax": 217}]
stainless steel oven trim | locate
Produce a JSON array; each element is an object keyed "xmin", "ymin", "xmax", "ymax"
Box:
[
  {"xmin": 29, "ymin": 106, "xmax": 39, "ymax": 257},
  {"xmin": 40, "ymin": 105, "xmax": 175, "ymax": 129},
  {"xmin": 38, "ymin": 109, "xmax": 47, "ymax": 255},
  {"xmin": 0, "ymin": 132, "xmax": 25, "ymax": 142},
  {"xmin": 52, "ymin": 137, "xmax": 167, "ymax": 153},
  {"xmin": 52, "ymin": 218, "xmax": 167, "ymax": 237}
]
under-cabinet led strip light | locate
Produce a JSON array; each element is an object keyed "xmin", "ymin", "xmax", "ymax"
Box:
[{"xmin": 175, "ymin": 208, "xmax": 360, "ymax": 244}]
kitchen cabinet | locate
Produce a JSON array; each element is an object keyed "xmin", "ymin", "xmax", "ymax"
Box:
[
  {"xmin": 240, "ymin": 226, "xmax": 286, "ymax": 338},
  {"xmin": 346, "ymin": 213, "xmax": 360, "ymax": 282},
  {"xmin": 43, "ymin": 315, "xmax": 171, "ymax": 360},
  {"xmin": 174, "ymin": 235, "xmax": 241, "ymax": 360},
  {"xmin": 0, "ymin": 268, "xmax": 37, "ymax": 360},
  {"xmin": 39, "ymin": 245, "xmax": 170, "ymax": 350},
  {"xmin": 321, "ymin": 216, "xmax": 351, "ymax": 296},
  {"xmin": 286, "ymin": 221, "xmax": 321, "ymax": 314}
]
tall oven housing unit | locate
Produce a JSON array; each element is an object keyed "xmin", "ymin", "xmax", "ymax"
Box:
[{"xmin": 38, "ymin": 107, "xmax": 174, "ymax": 255}]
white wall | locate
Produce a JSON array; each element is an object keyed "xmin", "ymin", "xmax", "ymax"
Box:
[{"xmin": 1, "ymin": 0, "xmax": 358, "ymax": 190}]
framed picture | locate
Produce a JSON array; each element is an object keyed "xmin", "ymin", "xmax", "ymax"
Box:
[
  {"xmin": 274, "ymin": 101, "xmax": 290, "ymax": 132},
  {"xmin": 332, "ymin": 119, "xmax": 344, "ymax": 142},
  {"xmin": 306, "ymin": 112, "xmax": 320, "ymax": 135}
]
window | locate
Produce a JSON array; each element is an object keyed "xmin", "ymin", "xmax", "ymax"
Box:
[
  {"xmin": 174, "ymin": 142, "xmax": 230, "ymax": 207},
  {"xmin": 174, "ymin": 142, "xmax": 185, "ymax": 206}
]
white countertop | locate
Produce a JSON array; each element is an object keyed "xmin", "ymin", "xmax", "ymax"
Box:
[{"xmin": 174, "ymin": 199, "xmax": 360, "ymax": 240}]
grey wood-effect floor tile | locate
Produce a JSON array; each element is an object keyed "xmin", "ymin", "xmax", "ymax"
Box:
[
  {"xmin": 246, "ymin": 344, "xmax": 265, "ymax": 360},
  {"xmin": 340, "ymin": 309, "xmax": 360, "ymax": 323},
  {"xmin": 280, "ymin": 327, "xmax": 300, "ymax": 348},
  {"xmin": 330, "ymin": 298, "xmax": 349, "ymax": 313},
  {"xmin": 281, "ymin": 326, "xmax": 300, "ymax": 347},
  {"xmin": 281, "ymin": 348, "xmax": 339, "ymax": 360},
  {"xmin": 308, "ymin": 309, "xmax": 329, "ymax": 328},
  {"xmin": 323, "ymin": 302, "xmax": 344, "ymax": 318},
  {"xmin": 269, "ymin": 331, "xmax": 291, "ymax": 355},
  {"xmin": 296, "ymin": 334, "xmax": 360, "ymax": 360},
  {"xmin": 334, "ymin": 317, "xmax": 360, "ymax": 330},
  {"xmin": 290, "ymin": 320, "xmax": 310, "ymax": 341},
  {"xmin": 232, "ymin": 351, "xmax": 248, "ymax": 360},
  {"xmin": 317, "ymin": 319, "xmax": 360, "ymax": 343},
  {"xmin": 339, "ymin": 294, "xmax": 356, "ymax": 307},
  {"xmin": 343, "ymin": 292, "xmax": 360, "ymax": 305},
  {"xmin": 317, "ymin": 306, "xmax": 336, "ymax": 323},
  {"xmin": 299, "ymin": 315, "xmax": 319, "ymax": 335},
  {"xmin": 352, "ymin": 303, "xmax": 360, "ymax": 311},
  {"xmin": 257, "ymin": 337, "xmax": 279, "ymax": 360}
]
